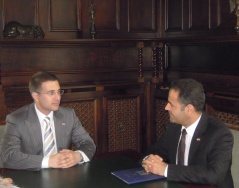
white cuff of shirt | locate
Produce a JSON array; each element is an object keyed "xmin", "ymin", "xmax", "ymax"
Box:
[
  {"xmin": 42, "ymin": 156, "xmax": 50, "ymax": 168},
  {"xmin": 77, "ymin": 150, "xmax": 90, "ymax": 164},
  {"xmin": 164, "ymin": 165, "xmax": 168, "ymax": 177}
]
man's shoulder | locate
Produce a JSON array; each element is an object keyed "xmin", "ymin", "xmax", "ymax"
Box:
[
  {"xmin": 58, "ymin": 105, "xmax": 74, "ymax": 112},
  {"xmin": 6, "ymin": 103, "xmax": 34, "ymax": 124},
  {"xmin": 54, "ymin": 106, "xmax": 76, "ymax": 120},
  {"xmin": 55, "ymin": 106, "xmax": 75, "ymax": 117},
  {"xmin": 8, "ymin": 103, "xmax": 33, "ymax": 117},
  {"xmin": 203, "ymin": 113, "xmax": 232, "ymax": 137},
  {"xmin": 206, "ymin": 114, "xmax": 228, "ymax": 129}
]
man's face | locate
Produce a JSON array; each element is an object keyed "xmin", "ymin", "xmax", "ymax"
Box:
[
  {"xmin": 164, "ymin": 89, "xmax": 187, "ymax": 124},
  {"xmin": 32, "ymin": 80, "xmax": 61, "ymax": 115}
]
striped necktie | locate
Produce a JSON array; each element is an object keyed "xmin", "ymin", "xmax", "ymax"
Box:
[
  {"xmin": 177, "ymin": 129, "xmax": 187, "ymax": 165},
  {"xmin": 43, "ymin": 117, "xmax": 56, "ymax": 156}
]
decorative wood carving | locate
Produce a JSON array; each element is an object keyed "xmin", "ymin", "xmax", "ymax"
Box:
[
  {"xmin": 152, "ymin": 44, "xmax": 158, "ymax": 83},
  {"xmin": 155, "ymin": 98, "xmax": 169, "ymax": 139},
  {"xmin": 151, "ymin": 42, "xmax": 164, "ymax": 83},
  {"xmin": 137, "ymin": 42, "xmax": 144, "ymax": 82},
  {"xmin": 158, "ymin": 43, "xmax": 164, "ymax": 81},
  {"xmin": 89, "ymin": 0, "xmax": 96, "ymax": 39},
  {"xmin": 61, "ymin": 101, "xmax": 96, "ymax": 139},
  {"xmin": 107, "ymin": 97, "xmax": 138, "ymax": 152}
]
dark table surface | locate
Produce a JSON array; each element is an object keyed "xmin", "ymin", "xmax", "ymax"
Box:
[{"xmin": 0, "ymin": 156, "xmax": 215, "ymax": 188}]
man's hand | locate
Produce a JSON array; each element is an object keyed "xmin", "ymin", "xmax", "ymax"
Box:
[
  {"xmin": 141, "ymin": 154, "xmax": 167, "ymax": 176},
  {"xmin": 2, "ymin": 177, "xmax": 13, "ymax": 184},
  {"xmin": 48, "ymin": 149, "xmax": 82, "ymax": 169},
  {"xmin": 48, "ymin": 153, "xmax": 63, "ymax": 168}
]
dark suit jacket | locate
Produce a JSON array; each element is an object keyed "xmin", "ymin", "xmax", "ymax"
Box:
[
  {"xmin": 144, "ymin": 112, "xmax": 234, "ymax": 188},
  {"xmin": 0, "ymin": 103, "xmax": 96, "ymax": 169}
]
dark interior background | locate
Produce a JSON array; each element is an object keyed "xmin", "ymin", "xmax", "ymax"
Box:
[{"xmin": 0, "ymin": 0, "xmax": 238, "ymax": 159}]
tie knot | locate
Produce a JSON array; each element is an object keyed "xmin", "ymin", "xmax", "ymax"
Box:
[
  {"xmin": 44, "ymin": 117, "xmax": 50, "ymax": 123},
  {"xmin": 182, "ymin": 129, "xmax": 187, "ymax": 136}
]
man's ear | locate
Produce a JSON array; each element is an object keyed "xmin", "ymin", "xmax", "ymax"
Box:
[
  {"xmin": 31, "ymin": 92, "xmax": 39, "ymax": 102},
  {"xmin": 186, "ymin": 104, "xmax": 195, "ymax": 114}
]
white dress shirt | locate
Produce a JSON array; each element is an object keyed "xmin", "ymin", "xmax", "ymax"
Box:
[{"xmin": 34, "ymin": 105, "xmax": 89, "ymax": 168}]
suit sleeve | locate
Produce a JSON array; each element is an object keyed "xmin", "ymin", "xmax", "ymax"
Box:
[
  {"xmin": 141, "ymin": 123, "xmax": 180, "ymax": 164},
  {"xmin": 0, "ymin": 114, "xmax": 43, "ymax": 169}
]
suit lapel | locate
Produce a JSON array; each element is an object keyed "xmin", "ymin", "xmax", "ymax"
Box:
[
  {"xmin": 25, "ymin": 103, "xmax": 43, "ymax": 154},
  {"xmin": 188, "ymin": 112, "xmax": 208, "ymax": 164},
  {"xmin": 53, "ymin": 109, "xmax": 65, "ymax": 151},
  {"xmin": 171, "ymin": 125, "xmax": 182, "ymax": 164}
]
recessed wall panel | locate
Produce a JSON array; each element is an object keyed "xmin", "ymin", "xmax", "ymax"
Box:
[
  {"xmin": 94, "ymin": 0, "xmax": 120, "ymax": 31},
  {"xmin": 3, "ymin": 0, "xmax": 38, "ymax": 26},
  {"xmin": 165, "ymin": 0, "xmax": 183, "ymax": 31},
  {"xmin": 128, "ymin": 0, "xmax": 155, "ymax": 32},
  {"xmin": 190, "ymin": 0, "xmax": 209, "ymax": 30},
  {"xmin": 49, "ymin": 0, "xmax": 81, "ymax": 31}
]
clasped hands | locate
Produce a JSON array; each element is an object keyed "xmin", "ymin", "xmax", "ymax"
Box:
[
  {"xmin": 49, "ymin": 149, "xmax": 82, "ymax": 169},
  {"xmin": 141, "ymin": 154, "xmax": 167, "ymax": 176}
]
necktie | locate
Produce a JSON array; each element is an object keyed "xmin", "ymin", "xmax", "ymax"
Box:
[
  {"xmin": 177, "ymin": 129, "xmax": 187, "ymax": 165},
  {"xmin": 43, "ymin": 117, "xmax": 56, "ymax": 156}
]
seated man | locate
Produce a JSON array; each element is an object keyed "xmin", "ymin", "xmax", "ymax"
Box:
[
  {"xmin": 0, "ymin": 71, "xmax": 96, "ymax": 169},
  {"xmin": 142, "ymin": 78, "xmax": 234, "ymax": 188}
]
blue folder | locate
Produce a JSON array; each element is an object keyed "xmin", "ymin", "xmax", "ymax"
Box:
[{"xmin": 111, "ymin": 167, "xmax": 166, "ymax": 184}]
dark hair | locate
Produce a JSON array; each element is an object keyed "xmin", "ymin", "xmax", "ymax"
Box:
[
  {"xmin": 29, "ymin": 71, "xmax": 59, "ymax": 93},
  {"xmin": 170, "ymin": 78, "xmax": 205, "ymax": 111}
]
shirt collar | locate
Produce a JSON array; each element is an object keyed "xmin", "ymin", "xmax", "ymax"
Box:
[
  {"xmin": 182, "ymin": 114, "xmax": 202, "ymax": 137},
  {"xmin": 34, "ymin": 104, "xmax": 53, "ymax": 122}
]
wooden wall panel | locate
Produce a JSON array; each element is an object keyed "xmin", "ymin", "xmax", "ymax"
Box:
[
  {"xmin": 128, "ymin": 0, "xmax": 155, "ymax": 32},
  {"xmin": 0, "ymin": 0, "xmax": 237, "ymax": 39},
  {"xmin": 0, "ymin": 40, "xmax": 155, "ymax": 86},
  {"xmin": 190, "ymin": 0, "xmax": 210, "ymax": 30},
  {"xmin": 219, "ymin": 0, "xmax": 237, "ymax": 29},
  {"xmin": 166, "ymin": 0, "xmax": 213, "ymax": 31},
  {"xmin": 2, "ymin": 0, "xmax": 39, "ymax": 26},
  {"xmin": 95, "ymin": 0, "xmax": 120, "ymax": 31},
  {"xmin": 165, "ymin": 41, "xmax": 239, "ymax": 88},
  {"xmin": 165, "ymin": 0, "xmax": 183, "ymax": 31},
  {"xmin": 163, "ymin": 0, "xmax": 236, "ymax": 37},
  {"xmin": 49, "ymin": 0, "xmax": 81, "ymax": 31},
  {"xmin": 210, "ymin": 0, "xmax": 220, "ymax": 29}
]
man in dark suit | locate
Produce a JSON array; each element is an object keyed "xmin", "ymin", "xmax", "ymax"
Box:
[
  {"xmin": 142, "ymin": 79, "xmax": 234, "ymax": 188},
  {"xmin": 0, "ymin": 71, "xmax": 96, "ymax": 169}
]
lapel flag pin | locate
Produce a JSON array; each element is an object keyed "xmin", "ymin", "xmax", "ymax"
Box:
[{"xmin": 196, "ymin": 138, "xmax": 200, "ymax": 141}]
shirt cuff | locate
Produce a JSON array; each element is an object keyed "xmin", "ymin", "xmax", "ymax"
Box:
[
  {"xmin": 77, "ymin": 150, "xmax": 90, "ymax": 164},
  {"xmin": 164, "ymin": 165, "xmax": 168, "ymax": 177},
  {"xmin": 42, "ymin": 156, "xmax": 50, "ymax": 168},
  {"xmin": 142, "ymin": 155, "xmax": 149, "ymax": 161}
]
